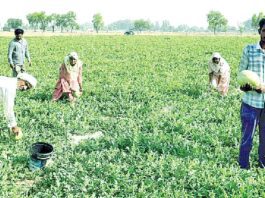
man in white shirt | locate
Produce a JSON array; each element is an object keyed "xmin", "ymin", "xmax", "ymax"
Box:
[{"xmin": 0, "ymin": 73, "xmax": 37, "ymax": 140}]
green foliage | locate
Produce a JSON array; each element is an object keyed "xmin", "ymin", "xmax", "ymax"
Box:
[
  {"xmin": 65, "ymin": 11, "xmax": 79, "ymax": 32},
  {"xmin": 53, "ymin": 11, "xmax": 78, "ymax": 33},
  {"xmin": 38, "ymin": 12, "xmax": 52, "ymax": 32},
  {"xmin": 238, "ymin": 25, "xmax": 244, "ymax": 34},
  {"xmin": 26, "ymin": 12, "xmax": 53, "ymax": 32},
  {"xmin": 49, "ymin": 13, "xmax": 58, "ymax": 33},
  {"xmin": 6, "ymin": 18, "xmax": 23, "ymax": 29},
  {"xmin": 27, "ymin": 11, "xmax": 78, "ymax": 33},
  {"xmin": 134, "ymin": 19, "xmax": 151, "ymax": 32},
  {"xmin": 207, "ymin": 10, "xmax": 228, "ymax": 34},
  {"xmin": 107, "ymin": 19, "xmax": 134, "ymax": 31},
  {"xmin": 26, "ymin": 12, "xmax": 42, "ymax": 32},
  {"xmin": 251, "ymin": 12, "xmax": 265, "ymax": 30},
  {"xmin": 92, "ymin": 13, "xmax": 104, "ymax": 33},
  {"xmin": 0, "ymin": 35, "xmax": 263, "ymax": 197},
  {"xmin": 161, "ymin": 20, "xmax": 174, "ymax": 32}
]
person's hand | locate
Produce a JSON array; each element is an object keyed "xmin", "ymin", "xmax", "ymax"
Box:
[
  {"xmin": 11, "ymin": 126, "xmax": 23, "ymax": 140},
  {"xmin": 12, "ymin": 126, "xmax": 21, "ymax": 132},
  {"xmin": 260, "ymin": 84, "xmax": 265, "ymax": 93},
  {"xmin": 240, "ymin": 84, "xmax": 253, "ymax": 92},
  {"xmin": 254, "ymin": 88, "xmax": 262, "ymax": 93}
]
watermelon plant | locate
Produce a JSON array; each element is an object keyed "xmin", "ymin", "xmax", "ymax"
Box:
[{"xmin": 0, "ymin": 35, "xmax": 264, "ymax": 197}]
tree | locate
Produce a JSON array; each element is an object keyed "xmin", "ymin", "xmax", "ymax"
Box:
[
  {"xmin": 38, "ymin": 12, "xmax": 52, "ymax": 32},
  {"xmin": 133, "ymin": 19, "xmax": 151, "ymax": 32},
  {"xmin": 175, "ymin": 24, "xmax": 190, "ymax": 33},
  {"xmin": 6, "ymin": 18, "xmax": 22, "ymax": 29},
  {"xmin": 27, "ymin": 12, "xmax": 41, "ymax": 31},
  {"xmin": 50, "ymin": 13, "xmax": 59, "ymax": 32},
  {"xmin": 252, "ymin": 12, "xmax": 265, "ymax": 29},
  {"xmin": 107, "ymin": 19, "xmax": 133, "ymax": 31},
  {"xmin": 238, "ymin": 23, "xmax": 245, "ymax": 35},
  {"xmin": 161, "ymin": 20, "xmax": 174, "ymax": 32},
  {"xmin": 207, "ymin": 11, "xmax": 228, "ymax": 34},
  {"xmin": 65, "ymin": 11, "xmax": 78, "ymax": 32},
  {"xmin": 152, "ymin": 21, "xmax": 160, "ymax": 31},
  {"xmin": 243, "ymin": 19, "xmax": 254, "ymax": 32},
  {"xmin": 79, "ymin": 22, "xmax": 93, "ymax": 31},
  {"xmin": 55, "ymin": 14, "xmax": 68, "ymax": 32},
  {"xmin": 92, "ymin": 13, "xmax": 104, "ymax": 33}
]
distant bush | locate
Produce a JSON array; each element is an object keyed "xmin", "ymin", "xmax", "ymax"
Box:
[{"xmin": 3, "ymin": 26, "xmax": 11, "ymax": 31}]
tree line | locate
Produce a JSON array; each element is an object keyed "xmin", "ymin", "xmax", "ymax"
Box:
[{"xmin": 2, "ymin": 11, "xmax": 265, "ymax": 34}]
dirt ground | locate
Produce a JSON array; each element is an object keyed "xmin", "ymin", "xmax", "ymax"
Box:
[{"xmin": 0, "ymin": 30, "xmax": 256, "ymax": 37}]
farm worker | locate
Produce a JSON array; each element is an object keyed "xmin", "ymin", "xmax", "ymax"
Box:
[
  {"xmin": 8, "ymin": 28, "xmax": 31, "ymax": 77},
  {"xmin": 52, "ymin": 52, "xmax": 83, "ymax": 102},
  {"xmin": 238, "ymin": 18, "xmax": 265, "ymax": 169},
  {"xmin": 0, "ymin": 73, "xmax": 37, "ymax": 140},
  {"xmin": 208, "ymin": 52, "xmax": 230, "ymax": 96}
]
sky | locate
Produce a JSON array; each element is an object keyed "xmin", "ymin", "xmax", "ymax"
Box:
[{"xmin": 0, "ymin": 0, "xmax": 264, "ymax": 28}]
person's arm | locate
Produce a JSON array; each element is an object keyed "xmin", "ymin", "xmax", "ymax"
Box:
[
  {"xmin": 239, "ymin": 46, "xmax": 250, "ymax": 91},
  {"xmin": 59, "ymin": 64, "xmax": 67, "ymax": 79},
  {"xmin": 25, "ymin": 40, "xmax": 31, "ymax": 66},
  {"xmin": 8, "ymin": 41, "xmax": 14, "ymax": 68},
  {"xmin": 78, "ymin": 64, "xmax": 83, "ymax": 92},
  {"xmin": 209, "ymin": 72, "xmax": 213, "ymax": 84},
  {"xmin": 3, "ymin": 89, "xmax": 17, "ymax": 129},
  {"xmin": 239, "ymin": 46, "xmax": 249, "ymax": 72},
  {"xmin": 208, "ymin": 62, "xmax": 213, "ymax": 84}
]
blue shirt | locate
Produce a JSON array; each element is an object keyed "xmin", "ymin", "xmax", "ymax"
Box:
[{"xmin": 8, "ymin": 38, "xmax": 30, "ymax": 66}]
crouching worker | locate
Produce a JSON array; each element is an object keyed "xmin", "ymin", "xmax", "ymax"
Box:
[
  {"xmin": 0, "ymin": 73, "xmax": 37, "ymax": 140},
  {"xmin": 52, "ymin": 52, "xmax": 83, "ymax": 102},
  {"xmin": 208, "ymin": 52, "xmax": 230, "ymax": 96}
]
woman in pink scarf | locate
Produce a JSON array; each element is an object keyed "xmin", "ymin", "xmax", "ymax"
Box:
[{"xmin": 52, "ymin": 52, "xmax": 83, "ymax": 102}]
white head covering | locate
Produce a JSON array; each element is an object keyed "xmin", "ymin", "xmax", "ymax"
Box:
[
  {"xmin": 69, "ymin": 52, "xmax": 78, "ymax": 60},
  {"xmin": 17, "ymin": 73, "xmax": 37, "ymax": 88},
  {"xmin": 209, "ymin": 52, "xmax": 230, "ymax": 74},
  {"xmin": 63, "ymin": 52, "xmax": 82, "ymax": 73},
  {"xmin": 64, "ymin": 52, "xmax": 79, "ymax": 65},
  {"xmin": 212, "ymin": 52, "xmax": 221, "ymax": 59}
]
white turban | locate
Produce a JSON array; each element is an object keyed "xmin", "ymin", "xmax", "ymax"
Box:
[{"xmin": 17, "ymin": 73, "xmax": 37, "ymax": 88}]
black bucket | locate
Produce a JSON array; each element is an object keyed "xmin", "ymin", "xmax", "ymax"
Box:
[
  {"xmin": 31, "ymin": 142, "xmax": 53, "ymax": 160},
  {"xmin": 29, "ymin": 142, "xmax": 54, "ymax": 171}
]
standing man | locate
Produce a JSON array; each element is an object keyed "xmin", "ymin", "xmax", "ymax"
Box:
[
  {"xmin": 238, "ymin": 18, "xmax": 265, "ymax": 169},
  {"xmin": 8, "ymin": 28, "xmax": 31, "ymax": 77}
]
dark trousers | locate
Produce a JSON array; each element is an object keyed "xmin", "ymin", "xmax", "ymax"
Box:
[
  {"xmin": 239, "ymin": 102, "xmax": 265, "ymax": 169},
  {"xmin": 12, "ymin": 65, "xmax": 25, "ymax": 77}
]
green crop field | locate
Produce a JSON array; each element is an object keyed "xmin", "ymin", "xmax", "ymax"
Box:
[{"xmin": 0, "ymin": 35, "xmax": 264, "ymax": 197}]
